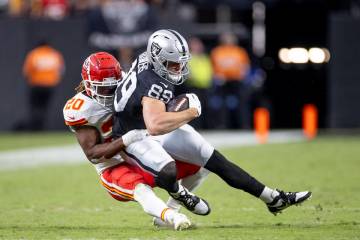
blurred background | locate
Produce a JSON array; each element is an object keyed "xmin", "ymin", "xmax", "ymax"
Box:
[
  {"xmin": 1, "ymin": 2, "xmax": 360, "ymax": 238},
  {"xmin": 0, "ymin": 0, "xmax": 359, "ymax": 132}
]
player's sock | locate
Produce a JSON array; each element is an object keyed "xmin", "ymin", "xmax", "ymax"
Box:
[
  {"xmin": 155, "ymin": 162, "xmax": 179, "ymax": 193},
  {"xmin": 133, "ymin": 183, "xmax": 176, "ymax": 223},
  {"xmin": 259, "ymin": 186, "xmax": 280, "ymax": 203},
  {"xmin": 204, "ymin": 150, "xmax": 265, "ymax": 197}
]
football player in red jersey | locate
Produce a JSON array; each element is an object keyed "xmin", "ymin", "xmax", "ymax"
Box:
[{"xmin": 63, "ymin": 52, "xmax": 208, "ymax": 230}]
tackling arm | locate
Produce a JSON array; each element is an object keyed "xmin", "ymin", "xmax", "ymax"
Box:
[
  {"xmin": 142, "ymin": 97, "xmax": 198, "ymax": 136},
  {"xmin": 74, "ymin": 126, "xmax": 127, "ymax": 163}
]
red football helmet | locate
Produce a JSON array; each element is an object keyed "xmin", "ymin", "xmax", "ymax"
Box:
[{"xmin": 81, "ymin": 52, "xmax": 122, "ymax": 107}]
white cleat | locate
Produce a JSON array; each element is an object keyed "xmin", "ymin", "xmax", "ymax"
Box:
[
  {"xmin": 172, "ymin": 213, "xmax": 191, "ymax": 231},
  {"xmin": 153, "ymin": 217, "xmax": 173, "ymax": 229}
]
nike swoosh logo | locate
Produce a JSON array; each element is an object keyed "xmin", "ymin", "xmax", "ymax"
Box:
[
  {"xmin": 68, "ymin": 116, "xmax": 75, "ymax": 120},
  {"xmin": 160, "ymin": 82, "xmax": 168, "ymax": 88}
]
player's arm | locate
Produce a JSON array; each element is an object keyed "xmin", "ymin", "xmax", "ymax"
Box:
[
  {"xmin": 74, "ymin": 126, "xmax": 146, "ymax": 163},
  {"xmin": 142, "ymin": 96, "xmax": 198, "ymax": 136}
]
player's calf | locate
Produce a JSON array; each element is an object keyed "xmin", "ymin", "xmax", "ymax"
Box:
[{"xmin": 155, "ymin": 162, "xmax": 179, "ymax": 193}]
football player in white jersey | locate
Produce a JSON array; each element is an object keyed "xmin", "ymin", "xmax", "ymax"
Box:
[
  {"xmin": 63, "ymin": 52, "xmax": 208, "ymax": 230},
  {"xmin": 113, "ymin": 29, "xmax": 312, "ymax": 222}
]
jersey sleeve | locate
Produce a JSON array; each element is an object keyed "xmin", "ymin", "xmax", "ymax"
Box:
[{"xmin": 63, "ymin": 95, "xmax": 90, "ymax": 131}]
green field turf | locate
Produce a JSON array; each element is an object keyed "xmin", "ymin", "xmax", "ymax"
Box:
[
  {"xmin": 0, "ymin": 132, "xmax": 76, "ymax": 151},
  {"xmin": 0, "ymin": 136, "xmax": 359, "ymax": 239}
]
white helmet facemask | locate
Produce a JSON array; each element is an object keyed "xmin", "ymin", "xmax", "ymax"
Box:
[{"xmin": 85, "ymin": 77, "xmax": 119, "ymax": 107}]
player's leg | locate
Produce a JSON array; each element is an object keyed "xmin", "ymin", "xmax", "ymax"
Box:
[
  {"xmin": 204, "ymin": 149, "xmax": 312, "ymax": 215},
  {"xmin": 124, "ymin": 138, "xmax": 209, "ymax": 215},
  {"xmin": 153, "ymin": 165, "xmax": 210, "ymax": 228},
  {"xmin": 134, "ymin": 184, "xmax": 191, "ymax": 230},
  {"xmin": 100, "ymin": 163, "xmax": 191, "ymax": 230},
  {"xmin": 156, "ymin": 124, "xmax": 214, "ymax": 167},
  {"xmin": 124, "ymin": 138, "xmax": 179, "ymax": 192},
  {"xmin": 159, "ymin": 124, "xmax": 311, "ymax": 214},
  {"xmin": 167, "ymin": 164, "xmax": 210, "ymax": 212}
]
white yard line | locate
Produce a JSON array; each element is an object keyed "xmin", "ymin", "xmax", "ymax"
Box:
[{"xmin": 0, "ymin": 130, "xmax": 305, "ymax": 171}]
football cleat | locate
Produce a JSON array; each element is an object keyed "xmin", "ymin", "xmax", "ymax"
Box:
[
  {"xmin": 171, "ymin": 213, "xmax": 191, "ymax": 231},
  {"xmin": 169, "ymin": 187, "xmax": 211, "ymax": 216},
  {"xmin": 267, "ymin": 189, "xmax": 312, "ymax": 215},
  {"xmin": 153, "ymin": 216, "xmax": 173, "ymax": 228}
]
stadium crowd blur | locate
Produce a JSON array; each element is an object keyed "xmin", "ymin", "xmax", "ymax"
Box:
[
  {"xmin": 13, "ymin": 40, "xmax": 65, "ymax": 131},
  {"xmin": 2, "ymin": 0, "xmax": 267, "ymax": 130},
  {"xmin": 2, "ymin": 0, "xmax": 356, "ymax": 131}
]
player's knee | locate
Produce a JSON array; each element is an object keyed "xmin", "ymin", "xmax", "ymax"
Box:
[
  {"xmin": 200, "ymin": 142, "xmax": 215, "ymax": 161},
  {"xmin": 204, "ymin": 149, "xmax": 224, "ymax": 173}
]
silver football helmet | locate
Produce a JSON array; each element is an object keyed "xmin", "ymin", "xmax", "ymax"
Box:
[{"xmin": 146, "ymin": 29, "xmax": 191, "ymax": 85}]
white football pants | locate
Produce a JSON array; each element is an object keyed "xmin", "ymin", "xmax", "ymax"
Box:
[{"xmin": 125, "ymin": 124, "xmax": 214, "ymax": 174}]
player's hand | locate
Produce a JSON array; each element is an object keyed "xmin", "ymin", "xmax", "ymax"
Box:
[
  {"xmin": 122, "ymin": 129, "xmax": 149, "ymax": 146},
  {"xmin": 186, "ymin": 93, "xmax": 201, "ymax": 117}
]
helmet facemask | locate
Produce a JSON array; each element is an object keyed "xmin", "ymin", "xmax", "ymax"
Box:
[
  {"xmin": 85, "ymin": 77, "xmax": 119, "ymax": 107},
  {"xmin": 155, "ymin": 56, "xmax": 190, "ymax": 85}
]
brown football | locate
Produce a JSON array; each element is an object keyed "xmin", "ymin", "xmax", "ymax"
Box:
[{"xmin": 166, "ymin": 94, "xmax": 189, "ymax": 112}]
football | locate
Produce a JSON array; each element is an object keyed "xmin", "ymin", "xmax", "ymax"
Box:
[{"xmin": 166, "ymin": 94, "xmax": 189, "ymax": 112}]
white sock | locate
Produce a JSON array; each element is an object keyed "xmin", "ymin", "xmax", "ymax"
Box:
[
  {"xmin": 133, "ymin": 183, "xmax": 175, "ymax": 223},
  {"xmin": 259, "ymin": 186, "xmax": 279, "ymax": 203}
]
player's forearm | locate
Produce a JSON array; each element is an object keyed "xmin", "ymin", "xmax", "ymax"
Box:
[
  {"xmin": 103, "ymin": 138, "xmax": 126, "ymax": 159},
  {"xmin": 86, "ymin": 138, "xmax": 125, "ymax": 162},
  {"xmin": 146, "ymin": 108, "xmax": 197, "ymax": 135}
]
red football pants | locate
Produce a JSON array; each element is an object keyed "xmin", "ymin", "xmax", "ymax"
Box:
[{"xmin": 100, "ymin": 161, "xmax": 200, "ymax": 202}]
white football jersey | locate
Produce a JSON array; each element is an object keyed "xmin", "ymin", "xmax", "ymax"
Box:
[{"xmin": 63, "ymin": 91, "xmax": 123, "ymax": 173}]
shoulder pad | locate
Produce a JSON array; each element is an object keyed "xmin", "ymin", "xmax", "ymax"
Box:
[{"xmin": 63, "ymin": 93, "xmax": 94, "ymax": 127}]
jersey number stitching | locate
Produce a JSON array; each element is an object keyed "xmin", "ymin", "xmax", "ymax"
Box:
[
  {"xmin": 114, "ymin": 71, "xmax": 137, "ymax": 112},
  {"xmin": 65, "ymin": 98, "xmax": 85, "ymax": 110},
  {"xmin": 148, "ymin": 84, "xmax": 173, "ymax": 103}
]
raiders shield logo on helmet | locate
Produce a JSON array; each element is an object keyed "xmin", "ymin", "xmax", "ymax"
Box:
[{"xmin": 151, "ymin": 42, "xmax": 162, "ymax": 57}]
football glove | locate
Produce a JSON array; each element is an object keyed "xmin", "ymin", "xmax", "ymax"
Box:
[
  {"xmin": 186, "ymin": 93, "xmax": 201, "ymax": 117},
  {"xmin": 122, "ymin": 129, "xmax": 148, "ymax": 146}
]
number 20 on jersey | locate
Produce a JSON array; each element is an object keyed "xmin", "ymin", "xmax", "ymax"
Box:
[{"xmin": 65, "ymin": 98, "xmax": 84, "ymax": 110}]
